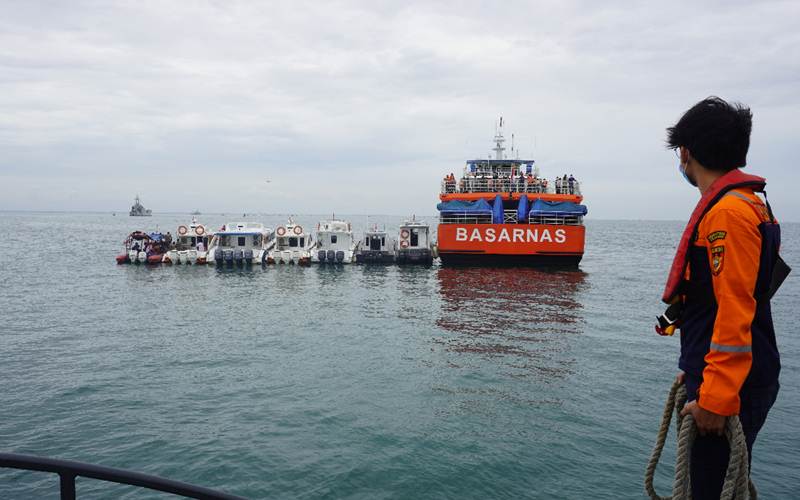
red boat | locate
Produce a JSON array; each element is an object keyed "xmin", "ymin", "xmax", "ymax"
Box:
[{"xmin": 437, "ymin": 119, "xmax": 587, "ymax": 267}]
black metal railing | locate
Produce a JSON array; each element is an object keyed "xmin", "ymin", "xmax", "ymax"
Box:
[{"xmin": 0, "ymin": 452, "xmax": 247, "ymax": 500}]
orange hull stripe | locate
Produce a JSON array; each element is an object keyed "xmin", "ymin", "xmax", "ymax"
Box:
[{"xmin": 437, "ymin": 224, "xmax": 585, "ymax": 255}]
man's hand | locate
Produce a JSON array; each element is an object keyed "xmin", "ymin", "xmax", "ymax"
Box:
[
  {"xmin": 675, "ymin": 371, "xmax": 685, "ymax": 385},
  {"xmin": 680, "ymin": 400, "xmax": 726, "ymax": 436}
]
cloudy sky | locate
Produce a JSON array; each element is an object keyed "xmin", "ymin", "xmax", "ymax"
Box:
[{"xmin": 1, "ymin": 0, "xmax": 798, "ymax": 220}]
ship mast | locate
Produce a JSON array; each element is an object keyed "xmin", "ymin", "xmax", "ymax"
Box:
[{"xmin": 492, "ymin": 117, "xmax": 506, "ymax": 160}]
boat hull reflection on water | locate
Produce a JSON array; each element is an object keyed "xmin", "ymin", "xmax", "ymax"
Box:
[{"xmin": 435, "ymin": 267, "xmax": 586, "ymax": 379}]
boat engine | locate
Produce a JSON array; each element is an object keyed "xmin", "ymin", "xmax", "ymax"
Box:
[
  {"xmin": 214, "ymin": 249, "xmax": 224, "ymax": 265},
  {"xmin": 233, "ymin": 249, "xmax": 243, "ymax": 265},
  {"xmin": 243, "ymin": 249, "xmax": 253, "ymax": 264},
  {"xmin": 336, "ymin": 251, "xmax": 344, "ymax": 263},
  {"xmin": 327, "ymin": 250, "xmax": 335, "ymax": 262},
  {"xmin": 318, "ymin": 250, "xmax": 326, "ymax": 262}
]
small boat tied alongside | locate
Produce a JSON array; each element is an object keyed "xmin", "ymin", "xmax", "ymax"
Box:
[
  {"xmin": 268, "ymin": 219, "xmax": 314, "ymax": 266},
  {"xmin": 396, "ymin": 217, "xmax": 433, "ymax": 266},
  {"xmin": 165, "ymin": 218, "xmax": 210, "ymax": 265},
  {"xmin": 116, "ymin": 231, "xmax": 168, "ymax": 264},
  {"xmin": 437, "ymin": 118, "xmax": 587, "ymax": 266},
  {"xmin": 312, "ymin": 219, "xmax": 358, "ymax": 264},
  {"xmin": 207, "ymin": 222, "xmax": 274, "ymax": 267},
  {"xmin": 355, "ymin": 226, "xmax": 397, "ymax": 264}
]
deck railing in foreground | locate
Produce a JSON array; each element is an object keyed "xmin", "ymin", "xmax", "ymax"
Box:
[{"xmin": 0, "ymin": 452, "xmax": 246, "ymax": 500}]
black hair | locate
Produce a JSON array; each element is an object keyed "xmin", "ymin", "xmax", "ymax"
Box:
[{"xmin": 666, "ymin": 96, "xmax": 753, "ymax": 172}]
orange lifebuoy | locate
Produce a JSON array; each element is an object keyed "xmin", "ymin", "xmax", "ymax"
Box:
[
  {"xmin": 195, "ymin": 225, "xmax": 205, "ymax": 236},
  {"xmin": 178, "ymin": 225, "xmax": 188, "ymax": 235},
  {"xmin": 293, "ymin": 225, "xmax": 303, "ymax": 235},
  {"xmin": 276, "ymin": 226, "xmax": 286, "ymax": 236},
  {"xmin": 400, "ymin": 240, "xmax": 409, "ymax": 248},
  {"xmin": 400, "ymin": 229, "xmax": 410, "ymax": 240}
]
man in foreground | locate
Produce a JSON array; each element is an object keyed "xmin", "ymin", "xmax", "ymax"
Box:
[{"xmin": 660, "ymin": 96, "xmax": 784, "ymax": 498}]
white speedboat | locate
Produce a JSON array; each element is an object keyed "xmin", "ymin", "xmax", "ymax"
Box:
[
  {"xmin": 267, "ymin": 219, "xmax": 314, "ymax": 266},
  {"xmin": 312, "ymin": 219, "xmax": 358, "ymax": 264},
  {"xmin": 165, "ymin": 218, "xmax": 210, "ymax": 265},
  {"xmin": 396, "ymin": 217, "xmax": 434, "ymax": 265},
  {"xmin": 207, "ymin": 222, "xmax": 274, "ymax": 266}
]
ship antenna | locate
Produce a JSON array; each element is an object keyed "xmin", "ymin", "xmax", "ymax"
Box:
[{"xmin": 493, "ymin": 116, "xmax": 506, "ymax": 160}]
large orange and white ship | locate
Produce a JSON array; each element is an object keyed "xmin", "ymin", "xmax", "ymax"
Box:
[{"xmin": 436, "ymin": 119, "xmax": 587, "ymax": 267}]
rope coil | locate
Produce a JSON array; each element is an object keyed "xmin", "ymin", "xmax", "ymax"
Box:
[{"xmin": 644, "ymin": 380, "xmax": 756, "ymax": 500}]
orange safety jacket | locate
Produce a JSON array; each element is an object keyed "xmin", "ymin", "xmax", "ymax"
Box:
[{"xmin": 678, "ymin": 179, "xmax": 781, "ymax": 416}]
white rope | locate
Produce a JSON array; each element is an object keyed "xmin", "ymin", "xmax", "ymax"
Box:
[{"xmin": 644, "ymin": 380, "xmax": 756, "ymax": 499}]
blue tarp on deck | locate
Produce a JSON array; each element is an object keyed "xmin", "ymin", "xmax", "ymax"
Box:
[
  {"xmin": 492, "ymin": 194, "xmax": 504, "ymax": 224},
  {"xmin": 517, "ymin": 195, "xmax": 530, "ymax": 222},
  {"xmin": 529, "ymin": 199, "xmax": 588, "ymax": 217},
  {"xmin": 436, "ymin": 199, "xmax": 493, "ymax": 214}
]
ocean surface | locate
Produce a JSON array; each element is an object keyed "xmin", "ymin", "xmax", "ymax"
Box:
[{"xmin": 1, "ymin": 212, "xmax": 798, "ymax": 499}]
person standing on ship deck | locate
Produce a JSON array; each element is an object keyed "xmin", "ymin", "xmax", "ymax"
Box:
[{"xmin": 663, "ymin": 96, "xmax": 783, "ymax": 499}]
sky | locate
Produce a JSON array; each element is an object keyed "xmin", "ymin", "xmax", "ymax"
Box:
[{"xmin": 1, "ymin": 0, "xmax": 798, "ymax": 220}]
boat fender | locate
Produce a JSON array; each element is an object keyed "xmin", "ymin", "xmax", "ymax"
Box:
[
  {"xmin": 327, "ymin": 250, "xmax": 336, "ymax": 262},
  {"xmin": 195, "ymin": 225, "xmax": 205, "ymax": 236},
  {"xmin": 318, "ymin": 250, "xmax": 326, "ymax": 262},
  {"xmin": 293, "ymin": 225, "xmax": 303, "ymax": 235},
  {"xmin": 178, "ymin": 225, "xmax": 188, "ymax": 235},
  {"xmin": 335, "ymin": 251, "xmax": 344, "ymax": 262},
  {"xmin": 400, "ymin": 229, "xmax": 410, "ymax": 240},
  {"xmin": 277, "ymin": 226, "xmax": 286, "ymax": 236}
]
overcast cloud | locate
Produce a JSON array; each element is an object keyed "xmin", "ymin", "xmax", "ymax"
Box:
[{"xmin": 1, "ymin": 0, "xmax": 798, "ymax": 220}]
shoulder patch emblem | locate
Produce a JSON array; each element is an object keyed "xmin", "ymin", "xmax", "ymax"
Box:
[
  {"xmin": 707, "ymin": 231, "xmax": 727, "ymax": 243},
  {"xmin": 711, "ymin": 246, "xmax": 725, "ymax": 276}
]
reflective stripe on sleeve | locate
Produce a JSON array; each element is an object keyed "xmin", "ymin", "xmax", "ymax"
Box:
[{"xmin": 709, "ymin": 342, "xmax": 752, "ymax": 353}]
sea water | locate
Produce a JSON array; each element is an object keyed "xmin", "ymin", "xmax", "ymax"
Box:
[{"xmin": 0, "ymin": 212, "xmax": 798, "ymax": 499}]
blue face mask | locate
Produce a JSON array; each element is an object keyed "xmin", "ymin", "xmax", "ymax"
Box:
[{"xmin": 678, "ymin": 162, "xmax": 697, "ymax": 187}]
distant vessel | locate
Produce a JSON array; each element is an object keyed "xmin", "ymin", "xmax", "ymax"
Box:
[
  {"xmin": 129, "ymin": 195, "xmax": 152, "ymax": 217},
  {"xmin": 191, "ymin": 209, "xmax": 201, "ymax": 216},
  {"xmin": 436, "ymin": 118, "xmax": 587, "ymax": 266}
]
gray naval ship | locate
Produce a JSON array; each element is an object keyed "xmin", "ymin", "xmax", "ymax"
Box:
[{"xmin": 129, "ymin": 195, "xmax": 152, "ymax": 216}]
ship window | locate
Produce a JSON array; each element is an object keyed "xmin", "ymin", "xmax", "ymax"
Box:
[
  {"xmin": 381, "ymin": 237, "xmax": 385, "ymax": 246},
  {"xmin": 365, "ymin": 237, "xmax": 369, "ymax": 245},
  {"xmin": 190, "ymin": 237, "xmax": 196, "ymax": 245},
  {"xmin": 220, "ymin": 235, "xmax": 229, "ymax": 246},
  {"xmin": 300, "ymin": 237, "xmax": 305, "ymax": 247},
  {"xmin": 237, "ymin": 236, "xmax": 246, "ymax": 246},
  {"xmin": 331, "ymin": 234, "xmax": 338, "ymax": 244},
  {"xmin": 289, "ymin": 237, "xmax": 298, "ymax": 247},
  {"xmin": 410, "ymin": 231, "xmax": 418, "ymax": 246},
  {"xmin": 253, "ymin": 235, "xmax": 261, "ymax": 246}
]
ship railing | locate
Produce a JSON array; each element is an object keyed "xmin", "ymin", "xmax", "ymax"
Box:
[
  {"xmin": 438, "ymin": 213, "xmax": 493, "ymax": 225},
  {"xmin": 553, "ymin": 180, "xmax": 581, "ymax": 196},
  {"xmin": 529, "ymin": 215, "xmax": 583, "ymax": 226},
  {"xmin": 441, "ymin": 178, "xmax": 554, "ymax": 195},
  {"xmin": 0, "ymin": 452, "xmax": 245, "ymax": 500}
]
